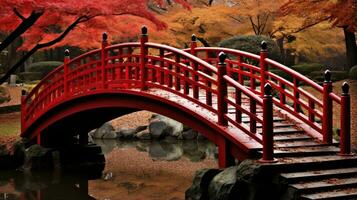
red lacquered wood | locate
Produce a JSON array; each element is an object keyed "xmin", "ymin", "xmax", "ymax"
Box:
[
  {"xmin": 340, "ymin": 82, "xmax": 351, "ymax": 155},
  {"xmin": 260, "ymin": 83, "xmax": 276, "ymax": 163},
  {"xmin": 259, "ymin": 42, "xmax": 268, "ymax": 96},
  {"xmin": 217, "ymin": 52, "xmax": 228, "ymax": 126},
  {"xmin": 322, "ymin": 70, "xmax": 333, "ymax": 144},
  {"xmin": 140, "ymin": 26, "xmax": 148, "ymax": 90}
]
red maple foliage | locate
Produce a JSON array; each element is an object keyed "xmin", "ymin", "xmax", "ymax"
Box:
[
  {"xmin": 0, "ymin": 0, "xmax": 190, "ymax": 83},
  {"xmin": 0, "ymin": 0, "xmax": 189, "ymax": 50}
]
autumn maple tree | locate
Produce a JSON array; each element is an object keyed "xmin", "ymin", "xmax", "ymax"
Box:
[
  {"xmin": 279, "ymin": 0, "xmax": 357, "ymax": 70},
  {"xmin": 0, "ymin": 0, "xmax": 190, "ymax": 83}
]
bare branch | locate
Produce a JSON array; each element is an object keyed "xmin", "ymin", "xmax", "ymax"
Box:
[{"xmin": 13, "ymin": 8, "xmax": 26, "ymax": 20}]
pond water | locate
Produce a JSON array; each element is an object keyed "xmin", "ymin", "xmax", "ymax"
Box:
[{"xmin": 0, "ymin": 140, "xmax": 217, "ymax": 200}]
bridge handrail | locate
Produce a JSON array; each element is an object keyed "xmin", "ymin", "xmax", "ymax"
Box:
[
  {"xmin": 21, "ymin": 28, "xmax": 352, "ymax": 162},
  {"xmin": 146, "ymin": 43, "xmax": 218, "ymax": 74}
]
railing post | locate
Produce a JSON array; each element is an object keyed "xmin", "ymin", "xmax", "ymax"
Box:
[
  {"xmin": 191, "ymin": 34, "xmax": 199, "ymax": 99},
  {"xmin": 63, "ymin": 49, "xmax": 70, "ymax": 97},
  {"xmin": 260, "ymin": 83, "xmax": 277, "ymax": 163},
  {"xmin": 260, "ymin": 41, "xmax": 268, "ymax": 96},
  {"xmin": 322, "ymin": 70, "xmax": 333, "ymax": 144},
  {"xmin": 140, "ymin": 26, "xmax": 148, "ymax": 90},
  {"xmin": 339, "ymin": 82, "xmax": 352, "ymax": 155},
  {"xmin": 21, "ymin": 90, "xmax": 27, "ymax": 133},
  {"xmin": 217, "ymin": 52, "xmax": 228, "ymax": 126},
  {"xmin": 101, "ymin": 32, "xmax": 109, "ymax": 89}
]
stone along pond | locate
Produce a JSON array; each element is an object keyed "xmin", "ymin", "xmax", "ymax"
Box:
[{"xmin": 0, "ymin": 112, "xmax": 218, "ymax": 200}]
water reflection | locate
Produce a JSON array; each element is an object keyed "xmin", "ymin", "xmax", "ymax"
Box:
[
  {"xmin": 94, "ymin": 139, "xmax": 217, "ymax": 162},
  {"xmin": 0, "ymin": 170, "xmax": 96, "ymax": 200},
  {"xmin": 0, "ymin": 140, "xmax": 216, "ymax": 200}
]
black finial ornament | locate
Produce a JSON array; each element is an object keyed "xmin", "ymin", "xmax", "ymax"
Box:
[
  {"xmin": 102, "ymin": 32, "xmax": 108, "ymax": 42},
  {"xmin": 324, "ymin": 70, "xmax": 331, "ymax": 82},
  {"xmin": 21, "ymin": 90, "xmax": 27, "ymax": 96},
  {"xmin": 191, "ymin": 34, "xmax": 197, "ymax": 42},
  {"xmin": 218, "ymin": 52, "xmax": 226, "ymax": 64},
  {"xmin": 261, "ymin": 41, "xmax": 268, "ymax": 51},
  {"xmin": 342, "ymin": 82, "xmax": 350, "ymax": 94},
  {"xmin": 141, "ymin": 25, "xmax": 148, "ymax": 35},
  {"xmin": 64, "ymin": 49, "xmax": 70, "ymax": 57},
  {"xmin": 264, "ymin": 83, "xmax": 272, "ymax": 96}
]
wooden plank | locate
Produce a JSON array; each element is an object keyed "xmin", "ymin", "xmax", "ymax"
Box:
[
  {"xmin": 291, "ymin": 177, "xmax": 357, "ymax": 193},
  {"xmin": 301, "ymin": 188, "xmax": 357, "ymax": 200},
  {"xmin": 281, "ymin": 167, "xmax": 357, "ymax": 183}
]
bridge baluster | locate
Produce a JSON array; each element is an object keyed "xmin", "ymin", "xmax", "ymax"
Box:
[
  {"xmin": 250, "ymin": 98, "xmax": 256, "ymax": 133},
  {"xmin": 260, "ymin": 41, "xmax": 268, "ymax": 97},
  {"xmin": 260, "ymin": 83, "xmax": 277, "ymax": 163},
  {"xmin": 21, "ymin": 90, "xmax": 27, "ymax": 132},
  {"xmin": 217, "ymin": 52, "xmax": 228, "ymax": 126},
  {"xmin": 339, "ymin": 82, "xmax": 351, "ymax": 155},
  {"xmin": 308, "ymin": 98, "xmax": 315, "ymax": 122},
  {"xmin": 322, "ymin": 70, "xmax": 333, "ymax": 144},
  {"xmin": 140, "ymin": 26, "xmax": 148, "ymax": 90},
  {"xmin": 279, "ymin": 82, "xmax": 286, "ymax": 104},
  {"xmin": 293, "ymin": 78, "xmax": 300, "ymax": 112},
  {"xmin": 101, "ymin": 32, "xmax": 109, "ymax": 89},
  {"xmin": 191, "ymin": 35, "xmax": 199, "ymax": 99},
  {"xmin": 159, "ymin": 49, "xmax": 165, "ymax": 85},
  {"xmin": 175, "ymin": 55, "xmax": 181, "ymax": 91},
  {"xmin": 63, "ymin": 49, "xmax": 70, "ymax": 97},
  {"xmin": 205, "ymin": 51, "xmax": 212, "ymax": 106}
]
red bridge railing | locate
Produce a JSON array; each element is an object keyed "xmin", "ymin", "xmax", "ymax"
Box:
[{"xmin": 21, "ymin": 26, "xmax": 351, "ymax": 162}]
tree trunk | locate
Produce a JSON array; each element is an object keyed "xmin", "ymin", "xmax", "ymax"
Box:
[{"xmin": 343, "ymin": 26, "xmax": 357, "ymax": 70}]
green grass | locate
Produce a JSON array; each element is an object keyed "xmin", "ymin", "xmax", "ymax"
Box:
[{"xmin": 0, "ymin": 113, "xmax": 21, "ymax": 137}]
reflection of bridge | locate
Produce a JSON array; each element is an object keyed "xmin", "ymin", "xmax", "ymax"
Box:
[{"xmin": 20, "ymin": 26, "xmax": 357, "ymax": 198}]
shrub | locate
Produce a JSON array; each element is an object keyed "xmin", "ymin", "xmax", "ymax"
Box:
[
  {"xmin": 28, "ymin": 61, "xmax": 63, "ymax": 78},
  {"xmin": 291, "ymin": 63, "xmax": 325, "ymax": 75},
  {"xmin": 349, "ymin": 65, "xmax": 357, "ymax": 80},
  {"xmin": 218, "ymin": 35, "xmax": 282, "ymax": 62},
  {"xmin": 19, "ymin": 72, "xmax": 42, "ymax": 82}
]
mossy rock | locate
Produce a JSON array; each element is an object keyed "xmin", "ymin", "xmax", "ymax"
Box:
[
  {"xmin": 349, "ymin": 65, "xmax": 357, "ymax": 80},
  {"xmin": 28, "ymin": 61, "xmax": 63, "ymax": 78}
]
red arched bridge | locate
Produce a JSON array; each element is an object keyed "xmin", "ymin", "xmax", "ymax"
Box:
[{"xmin": 20, "ymin": 26, "xmax": 351, "ymax": 168}]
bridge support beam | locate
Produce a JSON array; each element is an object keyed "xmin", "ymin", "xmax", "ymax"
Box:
[{"xmin": 218, "ymin": 137, "xmax": 235, "ymax": 168}]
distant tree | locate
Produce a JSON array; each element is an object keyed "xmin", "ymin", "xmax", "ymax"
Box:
[
  {"xmin": 0, "ymin": 0, "xmax": 190, "ymax": 83},
  {"xmin": 279, "ymin": 0, "xmax": 357, "ymax": 70}
]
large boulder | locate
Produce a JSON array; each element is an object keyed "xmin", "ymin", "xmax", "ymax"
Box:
[
  {"xmin": 185, "ymin": 168, "xmax": 222, "ymax": 200},
  {"xmin": 149, "ymin": 114, "xmax": 183, "ymax": 139},
  {"xmin": 208, "ymin": 166, "xmax": 239, "ymax": 200},
  {"xmin": 23, "ymin": 145, "xmax": 59, "ymax": 171},
  {"xmin": 93, "ymin": 123, "xmax": 116, "ymax": 139},
  {"xmin": 136, "ymin": 129, "xmax": 151, "ymax": 140},
  {"xmin": 116, "ymin": 128, "xmax": 137, "ymax": 139},
  {"xmin": 149, "ymin": 121, "xmax": 168, "ymax": 139},
  {"xmin": 182, "ymin": 129, "xmax": 198, "ymax": 140},
  {"xmin": 0, "ymin": 145, "xmax": 11, "ymax": 169},
  {"xmin": 11, "ymin": 139, "xmax": 26, "ymax": 167}
]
